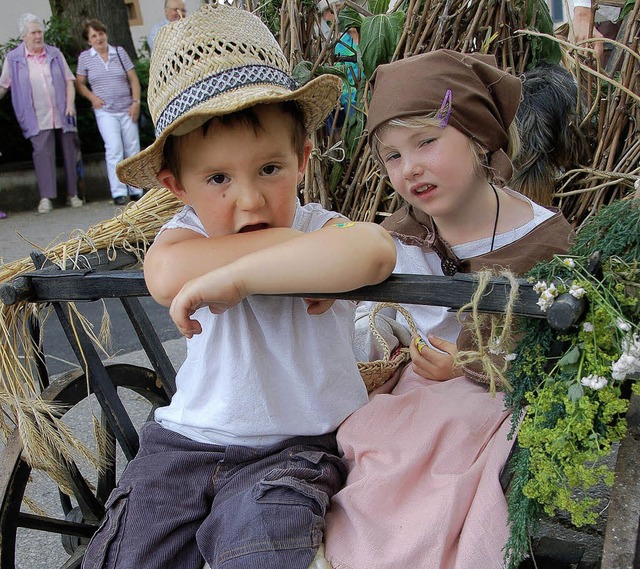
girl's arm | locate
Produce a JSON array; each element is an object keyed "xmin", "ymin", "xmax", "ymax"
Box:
[
  {"xmin": 144, "ymin": 226, "xmax": 304, "ymax": 306},
  {"xmin": 170, "ymin": 222, "xmax": 396, "ymax": 337}
]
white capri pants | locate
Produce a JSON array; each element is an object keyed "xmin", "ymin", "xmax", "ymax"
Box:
[{"xmin": 94, "ymin": 108, "xmax": 143, "ymax": 199}]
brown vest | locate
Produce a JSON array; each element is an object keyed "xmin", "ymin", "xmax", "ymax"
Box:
[{"xmin": 382, "ymin": 203, "xmax": 575, "ymax": 385}]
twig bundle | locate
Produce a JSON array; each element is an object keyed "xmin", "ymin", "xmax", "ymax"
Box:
[{"xmin": 280, "ymin": 0, "xmax": 639, "ymax": 228}]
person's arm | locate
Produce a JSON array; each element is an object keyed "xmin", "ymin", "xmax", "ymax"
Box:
[
  {"xmin": 65, "ymin": 79, "xmax": 76, "ymax": 117},
  {"xmin": 572, "ymin": 3, "xmax": 604, "ymax": 60},
  {"xmin": 75, "ymin": 74, "xmax": 104, "ymax": 109},
  {"xmin": 169, "ymin": 222, "xmax": 396, "ymax": 338},
  {"xmin": 0, "ymin": 58, "xmax": 11, "ymax": 99},
  {"xmin": 144, "ymin": 226, "xmax": 305, "ymax": 306},
  {"xmin": 126, "ymin": 68, "xmax": 141, "ymax": 121}
]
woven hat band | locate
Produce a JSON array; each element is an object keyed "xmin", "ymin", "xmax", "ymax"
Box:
[{"xmin": 155, "ymin": 65, "xmax": 300, "ymax": 138}]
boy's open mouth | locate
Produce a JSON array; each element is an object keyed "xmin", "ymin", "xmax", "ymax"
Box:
[{"xmin": 239, "ymin": 223, "xmax": 269, "ymax": 233}]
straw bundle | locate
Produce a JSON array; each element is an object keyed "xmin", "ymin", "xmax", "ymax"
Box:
[{"xmin": 0, "ymin": 188, "xmax": 181, "ymax": 484}]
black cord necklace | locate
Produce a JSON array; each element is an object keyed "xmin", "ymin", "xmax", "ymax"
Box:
[
  {"xmin": 420, "ymin": 182, "xmax": 501, "ymax": 276},
  {"xmin": 489, "ymin": 182, "xmax": 500, "ymax": 253}
]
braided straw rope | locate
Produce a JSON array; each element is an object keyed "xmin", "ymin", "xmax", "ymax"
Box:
[
  {"xmin": 358, "ymin": 302, "xmax": 418, "ymax": 392},
  {"xmin": 0, "ymin": 188, "xmax": 182, "ymax": 487}
]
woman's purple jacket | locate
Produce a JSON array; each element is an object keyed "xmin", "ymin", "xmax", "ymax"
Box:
[{"xmin": 5, "ymin": 42, "xmax": 73, "ymax": 139}]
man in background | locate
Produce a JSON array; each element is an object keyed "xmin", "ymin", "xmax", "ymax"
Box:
[{"xmin": 147, "ymin": 0, "xmax": 186, "ymax": 53}]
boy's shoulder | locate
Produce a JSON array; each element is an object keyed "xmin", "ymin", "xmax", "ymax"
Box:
[
  {"xmin": 159, "ymin": 204, "xmax": 208, "ymax": 237},
  {"xmin": 294, "ymin": 201, "xmax": 345, "ymax": 233}
]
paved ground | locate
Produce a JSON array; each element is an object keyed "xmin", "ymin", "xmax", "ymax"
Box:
[{"xmin": 0, "ymin": 198, "xmax": 124, "ymax": 264}]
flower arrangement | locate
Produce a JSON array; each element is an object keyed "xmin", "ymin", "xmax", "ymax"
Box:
[{"xmin": 504, "ymin": 198, "xmax": 640, "ymax": 567}]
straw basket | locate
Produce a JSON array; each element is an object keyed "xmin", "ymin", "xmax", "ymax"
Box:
[{"xmin": 358, "ymin": 302, "xmax": 418, "ymax": 392}]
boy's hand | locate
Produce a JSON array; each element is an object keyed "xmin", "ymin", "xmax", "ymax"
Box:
[
  {"xmin": 409, "ymin": 334, "xmax": 458, "ymax": 381},
  {"xmin": 169, "ymin": 267, "xmax": 245, "ymax": 338},
  {"xmin": 303, "ymin": 298, "xmax": 335, "ymax": 314}
]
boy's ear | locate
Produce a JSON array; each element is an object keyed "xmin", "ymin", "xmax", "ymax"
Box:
[
  {"xmin": 298, "ymin": 139, "xmax": 313, "ymax": 181},
  {"xmin": 157, "ymin": 168, "xmax": 186, "ymax": 200}
]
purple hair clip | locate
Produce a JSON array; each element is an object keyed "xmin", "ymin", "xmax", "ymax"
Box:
[{"xmin": 436, "ymin": 89, "xmax": 452, "ymax": 128}]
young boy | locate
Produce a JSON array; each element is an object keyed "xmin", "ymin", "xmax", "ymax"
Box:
[{"xmin": 82, "ymin": 5, "xmax": 396, "ymax": 569}]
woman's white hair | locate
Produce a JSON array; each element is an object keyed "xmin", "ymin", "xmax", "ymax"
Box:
[{"xmin": 18, "ymin": 13, "xmax": 44, "ymax": 37}]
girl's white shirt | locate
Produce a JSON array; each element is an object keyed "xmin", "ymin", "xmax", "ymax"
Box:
[{"xmin": 354, "ymin": 189, "xmax": 554, "ymax": 361}]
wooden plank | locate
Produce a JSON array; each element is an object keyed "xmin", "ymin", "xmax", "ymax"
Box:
[{"xmin": 601, "ymin": 394, "xmax": 640, "ymax": 569}]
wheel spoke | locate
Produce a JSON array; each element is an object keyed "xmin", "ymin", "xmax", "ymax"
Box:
[{"xmin": 17, "ymin": 512, "xmax": 96, "ymax": 538}]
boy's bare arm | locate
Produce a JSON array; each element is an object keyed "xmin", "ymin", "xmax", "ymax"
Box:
[
  {"xmin": 144, "ymin": 226, "xmax": 303, "ymax": 306},
  {"xmin": 170, "ymin": 222, "xmax": 396, "ymax": 337}
]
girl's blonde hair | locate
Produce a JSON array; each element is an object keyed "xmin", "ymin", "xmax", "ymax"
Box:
[{"xmin": 370, "ymin": 114, "xmax": 520, "ymax": 184}]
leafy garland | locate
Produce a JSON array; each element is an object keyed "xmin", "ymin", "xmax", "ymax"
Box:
[{"xmin": 504, "ymin": 198, "xmax": 640, "ymax": 567}]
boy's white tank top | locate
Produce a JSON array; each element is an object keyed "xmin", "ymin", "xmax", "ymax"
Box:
[{"xmin": 154, "ymin": 202, "xmax": 368, "ymax": 447}]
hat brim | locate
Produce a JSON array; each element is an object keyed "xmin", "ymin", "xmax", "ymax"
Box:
[{"xmin": 117, "ymin": 74, "xmax": 342, "ymax": 190}]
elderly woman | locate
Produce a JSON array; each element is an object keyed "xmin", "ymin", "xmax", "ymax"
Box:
[
  {"xmin": 0, "ymin": 13, "xmax": 83, "ymax": 214},
  {"xmin": 76, "ymin": 18, "xmax": 143, "ymax": 205}
]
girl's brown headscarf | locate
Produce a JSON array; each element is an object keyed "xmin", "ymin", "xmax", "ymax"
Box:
[{"xmin": 366, "ymin": 49, "xmax": 522, "ymax": 182}]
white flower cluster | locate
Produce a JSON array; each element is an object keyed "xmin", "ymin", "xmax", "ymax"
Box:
[
  {"xmin": 487, "ymin": 337, "xmax": 517, "ymax": 362},
  {"xmin": 611, "ymin": 333, "xmax": 640, "ymax": 381},
  {"xmin": 534, "ymin": 281, "xmax": 558, "ymax": 312},
  {"xmin": 580, "ymin": 374, "xmax": 608, "ymax": 390},
  {"xmin": 569, "ymin": 284, "xmax": 586, "ymax": 299}
]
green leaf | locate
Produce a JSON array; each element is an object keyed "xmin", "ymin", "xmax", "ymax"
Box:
[
  {"xmin": 359, "ymin": 12, "xmax": 404, "ymax": 79},
  {"xmin": 368, "ymin": 0, "xmax": 391, "ymax": 15},
  {"xmin": 620, "ymin": 0, "xmax": 636, "ymax": 19},
  {"xmin": 338, "ymin": 8, "xmax": 363, "ymax": 33},
  {"xmin": 292, "ymin": 61, "xmax": 313, "ymax": 85},
  {"xmin": 568, "ymin": 382, "xmax": 584, "ymax": 402},
  {"xmin": 558, "ymin": 345, "xmax": 581, "ymax": 366},
  {"xmin": 524, "ymin": 0, "xmax": 562, "ymax": 66}
]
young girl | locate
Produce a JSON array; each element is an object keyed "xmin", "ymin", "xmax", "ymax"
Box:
[{"xmin": 322, "ymin": 50, "xmax": 574, "ymax": 569}]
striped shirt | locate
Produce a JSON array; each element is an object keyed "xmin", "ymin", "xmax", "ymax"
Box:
[{"xmin": 76, "ymin": 45, "xmax": 134, "ymax": 113}]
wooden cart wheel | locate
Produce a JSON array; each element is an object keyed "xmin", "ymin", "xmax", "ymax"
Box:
[{"xmin": 0, "ymin": 363, "xmax": 169, "ymax": 569}]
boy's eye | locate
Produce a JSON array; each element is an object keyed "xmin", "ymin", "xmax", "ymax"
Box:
[
  {"xmin": 207, "ymin": 173, "xmax": 228, "ymax": 185},
  {"xmin": 261, "ymin": 164, "xmax": 281, "ymax": 175},
  {"xmin": 384, "ymin": 152, "xmax": 400, "ymax": 163}
]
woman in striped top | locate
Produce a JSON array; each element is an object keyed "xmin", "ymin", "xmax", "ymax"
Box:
[{"xmin": 76, "ymin": 19, "xmax": 143, "ymax": 205}]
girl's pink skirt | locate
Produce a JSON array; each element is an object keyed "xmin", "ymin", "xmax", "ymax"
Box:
[{"xmin": 324, "ymin": 367, "xmax": 515, "ymax": 569}]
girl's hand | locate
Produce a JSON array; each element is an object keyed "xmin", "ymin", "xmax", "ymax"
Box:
[
  {"xmin": 169, "ymin": 267, "xmax": 245, "ymax": 338},
  {"xmin": 409, "ymin": 334, "xmax": 458, "ymax": 381},
  {"xmin": 92, "ymin": 96, "xmax": 105, "ymax": 110}
]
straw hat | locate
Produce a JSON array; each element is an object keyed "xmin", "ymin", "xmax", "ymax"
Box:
[{"xmin": 117, "ymin": 3, "xmax": 342, "ymax": 190}]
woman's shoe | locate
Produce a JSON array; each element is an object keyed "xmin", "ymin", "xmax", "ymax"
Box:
[
  {"xmin": 67, "ymin": 195, "xmax": 84, "ymax": 208},
  {"xmin": 129, "ymin": 191, "xmax": 144, "ymax": 202},
  {"xmin": 113, "ymin": 196, "xmax": 127, "ymax": 206},
  {"xmin": 37, "ymin": 198, "xmax": 52, "ymax": 214}
]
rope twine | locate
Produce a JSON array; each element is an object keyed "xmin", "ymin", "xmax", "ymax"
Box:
[
  {"xmin": 357, "ymin": 302, "xmax": 418, "ymax": 392},
  {"xmin": 454, "ymin": 269, "xmax": 520, "ymax": 393}
]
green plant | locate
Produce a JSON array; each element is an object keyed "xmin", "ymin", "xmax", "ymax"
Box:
[{"xmin": 504, "ymin": 198, "xmax": 640, "ymax": 568}]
